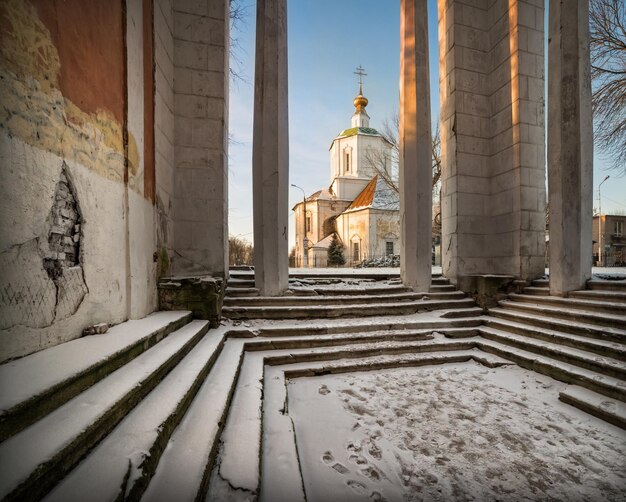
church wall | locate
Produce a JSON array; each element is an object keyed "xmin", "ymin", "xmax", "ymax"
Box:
[
  {"xmin": 439, "ymin": 0, "xmax": 545, "ymax": 283},
  {"xmin": 0, "ymin": 0, "xmax": 158, "ymax": 362},
  {"xmin": 370, "ymin": 211, "xmax": 401, "ymax": 258}
]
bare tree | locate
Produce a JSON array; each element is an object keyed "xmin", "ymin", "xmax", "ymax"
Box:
[
  {"xmin": 364, "ymin": 113, "xmax": 442, "ymax": 236},
  {"xmin": 229, "ymin": 0, "xmax": 250, "ymax": 84},
  {"xmin": 364, "ymin": 112, "xmax": 441, "ymax": 195},
  {"xmin": 590, "ymin": 0, "xmax": 626, "ymax": 174},
  {"xmin": 229, "ymin": 236, "xmax": 254, "ymax": 266}
]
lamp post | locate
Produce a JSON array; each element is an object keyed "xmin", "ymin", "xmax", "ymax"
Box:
[
  {"xmin": 599, "ymin": 175, "xmax": 610, "ymax": 267},
  {"xmin": 291, "ymin": 184, "xmax": 309, "ymax": 267}
]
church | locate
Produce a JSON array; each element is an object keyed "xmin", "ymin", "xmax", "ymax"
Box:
[{"xmin": 292, "ymin": 74, "xmax": 400, "ymax": 267}]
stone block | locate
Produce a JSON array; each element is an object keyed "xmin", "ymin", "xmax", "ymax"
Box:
[
  {"xmin": 174, "ymin": 39, "xmax": 208, "ymax": 70},
  {"xmin": 455, "ymin": 46, "xmax": 488, "ymax": 74},
  {"xmin": 192, "ymin": 70, "xmax": 225, "ymax": 98},
  {"xmin": 191, "ymin": 16, "xmax": 225, "ymax": 45},
  {"xmin": 458, "ymin": 192, "xmax": 486, "ymax": 216},
  {"xmin": 174, "ymin": 67, "xmax": 193, "ymax": 94},
  {"xmin": 158, "ymin": 275, "xmax": 224, "ymax": 327},
  {"xmin": 206, "ymin": 45, "xmax": 225, "ymax": 72},
  {"xmin": 175, "ymin": 93, "xmax": 208, "ymax": 118},
  {"xmin": 174, "ymin": 115, "xmax": 193, "ymax": 145},
  {"xmin": 174, "ymin": 11, "xmax": 196, "ymax": 42},
  {"xmin": 174, "ymin": 0, "xmax": 208, "ymax": 16},
  {"xmin": 457, "ymin": 274, "xmax": 517, "ymax": 308}
]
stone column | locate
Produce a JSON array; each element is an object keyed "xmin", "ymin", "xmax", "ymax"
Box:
[
  {"xmin": 399, "ymin": 0, "xmax": 432, "ymax": 292},
  {"xmin": 252, "ymin": 0, "xmax": 289, "ymax": 296},
  {"xmin": 547, "ymin": 0, "xmax": 593, "ymax": 295},
  {"xmin": 171, "ymin": 0, "xmax": 230, "ymax": 279}
]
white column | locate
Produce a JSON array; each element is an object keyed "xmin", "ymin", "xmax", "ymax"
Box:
[
  {"xmin": 548, "ymin": 0, "xmax": 593, "ymax": 295},
  {"xmin": 400, "ymin": 0, "xmax": 432, "ymax": 292},
  {"xmin": 252, "ymin": 0, "xmax": 289, "ymax": 296}
]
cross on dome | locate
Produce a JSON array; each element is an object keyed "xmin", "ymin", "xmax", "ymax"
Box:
[{"xmin": 353, "ymin": 65, "xmax": 369, "ymax": 111}]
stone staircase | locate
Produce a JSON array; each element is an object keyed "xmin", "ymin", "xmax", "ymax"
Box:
[
  {"xmin": 482, "ymin": 277, "xmax": 626, "ymax": 427},
  {"xmin": 0, "ymin": 274, "xmax": 623, "ymax": 501},
  {"xmin": 223, "ymin": 272, "xmax": 479, "ymax": 320}
]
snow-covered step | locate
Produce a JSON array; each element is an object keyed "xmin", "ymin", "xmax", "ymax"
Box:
[
  {"xmin": 587, "ymin": 279, "xmax": 626, "ymax": 292},
  {"xmin": 43, "ymin": 325, "xmax": 228, "ymax": 502},
  {"xmin": 225, "ymin": 287, "xmax": 259, "ymax": 297},
  {"xmin": 141, "ymin": 340, "xmax": 245, "ymax": 502},
  {"xmin": 0, "ymin": 311, "xmax": 192, "ymax": 442},
  {"xmin": 509, "ymin": 293, "xmax": 626, "ymax": 316},
  {"xmin": 568, "ymin": 289, "xmax": 626, "ymax": 303},
  {"xmin": 498, "ymin": 300, "xmax": 626, "ymax": 329},
  {"xmin": 223, "ymin": 298, "xmax": 476, "ymax": 320},
  {"xmin": 253, "ymin": 317, "xmax": 483, "ymax": 338},
  {"xmin": 429, "ymin": 284, "xmax": 457, "ymax": 292},
  {"xmin": 291, "ymin": 284, "xmax": 412, "ymax": 296},
  {"xmin": 523, "ymin": 286, "xmax": 550, "ymax": 296},
  {"xmin": 258, "ymin": 338, "xmax": 477, "ymax": 368},
  {"xmin": 489, "ymin": 307, "xmax": 626, "ymax": 343},
  {"xmin": 227, "ymin": 278, "xmax": 256, "ymax": 288},
  {"xmin": 559, "ymin": 386, "xmax": 626, "ymax": 430},
  {"xmin": 475, "ymin": 338, "xmax": 626, "ymax": 402},
  {"xmin": 481, "ymin": 317, "xmax": 626, "ymax": 361},
  {"xmin": 244, "ymin": 327, "xmax": 480, "ymax": 352},
  {"xmin": 440, "ymin": 307, "xmax": 484, "ymax": 318},
  {"xmin": 478, "ymin": 326, "xmax": 626, "ymax": 380},
  {"xmin": 0, "ymin": 320, "xmax": 211, "ymax": 502},
  {"xmin": 223, "ymin": 290, "xmax": 466, "ymax": 307}
]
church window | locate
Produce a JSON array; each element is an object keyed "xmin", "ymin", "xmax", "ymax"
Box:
[
  {"xmin": 306, "ymin": 215, "xmax": 311, "ymax": 233},
  {"xmin": 352, "ymin": 241, "xmax": 360, "ymax": 261},
  {"xmin": 386, "ymin": 241, "xmax": 394, "ymax": 256},
  {"xmin": 345, "ymin": 151, "xmax": 351, "ymax": 173}
]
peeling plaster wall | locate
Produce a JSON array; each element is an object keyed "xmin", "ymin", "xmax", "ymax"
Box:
[{"xmin": 0, "ymin": 0, "xmax": 157, "ymax": 362}]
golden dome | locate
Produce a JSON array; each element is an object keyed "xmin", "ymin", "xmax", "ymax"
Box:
[
  {"xmin": 353, "ymin": 83, "xmax": 368, "ymax": 110},
  {"xmin": 353, "ymin": 94, "xmax": 368, "ymax": 110}
]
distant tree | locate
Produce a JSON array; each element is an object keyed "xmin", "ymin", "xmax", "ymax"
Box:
[
  {"xmin": 327, "ymin": 234, "xmax": 346, "ymax": 267},
  {"xmin": 590, "ymin": 0, "xmax": 626, "ymax": 174},
  {"xmin": 289, "ymin": 246, "xmax": 296, "ymax": 267},
  {"xmin": 229, "ymin": 236, "xmax": 253, "ymax": 266}
]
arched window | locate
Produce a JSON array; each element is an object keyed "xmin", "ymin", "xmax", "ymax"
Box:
[{"xmin": 344, "ymin": 147, "xmax": 352, "ymax": 174}]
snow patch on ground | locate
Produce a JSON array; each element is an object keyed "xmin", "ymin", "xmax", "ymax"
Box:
[{"xmin": 288, "ymin": 362, "xmax": 626, "ymax": 502}]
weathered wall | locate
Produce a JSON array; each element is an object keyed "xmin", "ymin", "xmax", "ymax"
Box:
[
  {"xmin": 439, "ymin": 0, "xmax": 546, "ymax": 283},
  {"xmin": 0, "ymin": 0, "xmax": 157, "ymax": 361}
]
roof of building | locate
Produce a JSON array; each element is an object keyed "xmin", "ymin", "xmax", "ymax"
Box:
[
  {"xmin": 311, "ymin": 233, "xmax": 336, "ymax": 249},
  {"xmin": 343, "ymin": 175, "xmax": 399, "ymax": 213},
  {"xmin": 336, "ymin": 126, "xmax": 381, "ymax": 139}
]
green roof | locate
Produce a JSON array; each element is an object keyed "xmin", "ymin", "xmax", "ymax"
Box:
[{"xmin": 337, "ymin": 126, "xmax": 381, "ymax": 138}]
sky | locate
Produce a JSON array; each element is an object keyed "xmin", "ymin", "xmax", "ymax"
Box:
[{"xmin": 227, "ymin": 0, "xmax": 626, "ymax": 249}]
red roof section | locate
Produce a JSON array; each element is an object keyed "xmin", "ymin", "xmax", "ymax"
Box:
[{"xmin": 346, "ymin": 175, "xmax": 378, "ymax": 211}]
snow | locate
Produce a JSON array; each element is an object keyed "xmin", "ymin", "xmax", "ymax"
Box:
[
  {"xmin": 288, "ymin": 362, "xmax": 626, "ymax": 501},
  {"xmin": 142, "ymin": 339, "xmax": 244, "ymax": 502},
  {"xmin": 0, "ymin": 311, "xmax": 191, "ymax": 414},
  {"xmin": 0, "ymin": 321, "xmax": 209, "ymax": 500},
  {"xmin": 44, "ymin": 324, "xmax": 225, "ymax": 502}
]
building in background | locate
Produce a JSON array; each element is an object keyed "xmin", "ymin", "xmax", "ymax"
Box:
[
  {"xmin": 593, "ymin": 214, "xmax": 626, "ymax": 266},
  {"xmin": 292, "ymin": 83, "xmax": 400, "ymax": 267}
]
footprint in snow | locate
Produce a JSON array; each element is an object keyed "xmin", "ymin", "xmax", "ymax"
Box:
[{"xmin": 318, "ymin": 384, "xmax": 331, "ymax": 395}]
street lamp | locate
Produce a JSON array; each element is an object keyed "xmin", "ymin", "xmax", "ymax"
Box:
[
  {"xmin": 599, "ymin": 175, "xmax": 610, "ymax": 267},
  {"xmin": 291, "ymin": 184, "xmax": 309, "ymax": 267}
]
